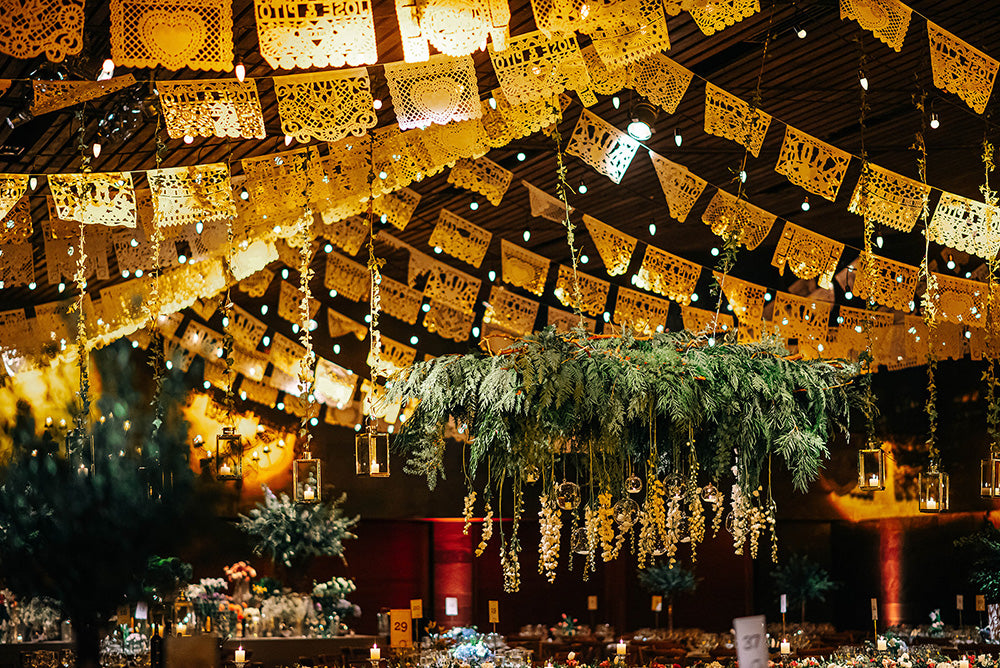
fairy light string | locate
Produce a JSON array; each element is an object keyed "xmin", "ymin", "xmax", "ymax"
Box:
[
  {"xmin": 365, "ymin": 137, "xmax": 385, "ymax": 425},
  {"xmin": 71, "ymin": 104, "xmax": 91, "ymax": 468},
  {"xmin": 858, "ymin": 36, "xmax": 879, "ymax": 449},
  {"xmin": 549, "ymin": 125, "xmax": 585, "ymax": 325},
  {"xmin": 982, "ymin": 135, "xmax": 999, "ymax": 454},
  {"xmin": 148, "ymin": 101, "xmax": 167, "ymax": 442}
]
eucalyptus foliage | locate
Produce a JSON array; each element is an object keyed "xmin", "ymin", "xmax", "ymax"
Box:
[
  {"xmin": 238, "ymin": 485, "xmax": 358, "ymax": 568},
  {"xmin": 389, "ymin": 328, "xmax": 861, "ymax": 495}
]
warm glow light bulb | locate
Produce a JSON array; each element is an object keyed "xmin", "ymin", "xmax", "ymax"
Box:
[
  {"xmin": 930, "ymin": 112, "xmax": 940, "ymax": 129},
  {"xmin": 183, "ymin": 135, "xmax": 194, "ymax": 144},
  {"xmin": 523, "ymin": 229, "xmax": 531, "ymax": 242},
  {"xmin": 859, "ymin": 71, "xmax": 869, "ymax": 91},
  {"xmin": 284, "ymin": 135, "xmax": 293, "ymax": 146},
  {"xmin": 92, "ymin": 143, "xmax": 101, "ymax": 158},
  {"xmin": 801, "ymin": 197, "xmax": 810, "ymax": 212},
  {"xmin": 235, "ymin": 61, "xmax": 246, "ymax": 82},
  {"xmin": 373, "ymin": 98, "xmax": 383, "ymax": 110}
]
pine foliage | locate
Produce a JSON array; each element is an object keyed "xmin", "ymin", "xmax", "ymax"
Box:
[
  {"xmin": 954, "ymin": 519, "xmax": 1000, "ymax": 600},
  {"xmin": 638, "ymin": 562, "xmax": 700, "ymax": 599},
  {"xmin": 389, "ymin": 328, "xmax": 861, "ymax": 494}
]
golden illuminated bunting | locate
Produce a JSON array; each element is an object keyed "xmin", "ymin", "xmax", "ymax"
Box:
[
  {"xmin": 771, "ymin": 222, "xmax": 844, "ymax": 290},
  {"xmin": 523, "ymin": 180, "xmax": 574, "ymax": 222},
  {"xmin": 384, "ymin": 55, "xmax": 481, "ymax": 130},
  {"xmin": 327, "ymin": 309, "xmax": 367, "ymax": 340},
  {"xmin": 369, "ymin": 335, "xmax": 416, "ymax": 376},
  {"xmin": 848, "ymin": 162, "xmax": 930, "ymax": 233},
  {"xmin": 852, "ymin": 252, "xmax": 918, "ymax": 312},
  {"xmin": 242, "ymin": 147, "xmax": 318, "ymax": 219},
  {"xmin": 489, "ymin": 30, "xmax": 591, "ymax": 105},
  {"xmin": 930, "ymin": 273, "xmax": 988, "ymax": 328},
  {"xmin": 157, "ymin": 79, "xmax": 265, "ymax": 139},
  {"xmin": 48, "ymin": 172, "xmax": 136, "ymax": 228},
  {"xmin": 484, "ymin": 285, "xmax": 539, "ymax": 337},
  {"xmin": 147, "ymin": 163, "xmax": 235, "ymax": 227},
  {"xmin": 324, "ymin": 250, "xmax": 369, "ymax": 302},
  {"xmin": 636, "ymin": 245, "xmax": 701, "ymax": 305},
  {"xmin": 0, "ymin": 242, "xmax": 33, "ymax": 287},
  {"xmin": 33, "ymin": 76, "xmax": 137, "ymax": 116},
  {"xmin": 704, "ymin": 83, "xmax": 772, "ymax": 158},
  {"xmin": 775, "ymin": 126, "xmax": 853, "ymax": 202},
  {"xmin": 927, "ymin": 21, "xmax": 999, "ymax": 114},
  {"xmin": 627, "ymin": 53, "xmax": 692, "ymax": 115},
  {"xmin": 373, "ymin": 188, "xmax": 422, "ymax": 231},
  {"xmin": 648, "ymin": 152, "xmax": 706, "ymax": 223},
  {"xmin": 835, "ymin": 304, "xmax": 895, "ymax": 360},
  {"xmin": 553, "ymin": 264, "xmax": 609, "ymax": 317},
  {"xmin": 270, "ymin": 332, "xmax": 308, "ymax": 378},
  {"xmin": 770, "ymin": 292, "xmax": 833, "ymax": 353},
  {"xmin": 614, "ymin": 286, "xmax": 670, "ymax": 337},
  {"xmin": 839, "ymin": 0, "xmax": 911, "ymax": 52},
  {"xmin": 316, "ymin": 140, "xmax": 372, "ymax": 221},
  {"xmin": 582, "ymin": 45, "xmax": 627, "ymax": 95},
  {"xmin": 500, "ymin": 240, "xmax": 550, "ymax": 296},
  {"xmin": 241, "ymin": 377, "xmax": 278, "ymax": 407},
  {"xmin": 447, "ymin": 157, "xmax": 512, "ymax": 206},
  {"xmin": 547, "ymin": 304, "xmax": 596, "ymax": 333},
  {"xmin": 567, "ymin": 109, "xmax": 641, "ymax": 184},
  {"xmin": 380, "ymin": 275, "xmax": 423, "ymax": 325},
  {"xmin": 239, "ymin": 268, "xmax": 273, "ymax": 298},
  {"xmin": 0, "ymin": 0, "xmax": 84, "ymax": 62},
  {"xmin": 680, "ymin": 305, "xmax": 734, "ymax": 336},
  {"xmin": 394, "ymin": 0, "xmax": 510, "ymax": 61},
  {"xmin": 482, "ymin": 89, "xmax": 564, "ymax": 148},
  {"xmin": 189, "ymin": 295, "xmax": 221, "ymax": 322},
  {"xmin": 0, "ymin": 197, "xmax": 31, "ymax": 244},
  {"xmin": 110, "ymin": 0, "xmax": 232, "ymax": 70},
  {"xmin": 422, "ymin": 118, "xmax": 490, "ymax": 168},
  {"xmin": 232, "ymin": 347, "xmax": 269, "ymax": 382},
  {"xmin": 277, "ymin": 279, "xmax": 320, "ymax": 326},
  {"xmin": 35, "ymin": 297, "xmax": 88, "ymax": 345},
  {"xmin": 713, "ymin": 271, "xmax": 766, "ymax": 325},
  {"xmin": 585, "ymin": 0, "xmax": 670, "ymax": 69},
  {"xmin": 583, "ymin": 214, "xmax": 636, "ymax": 276},
  {"xmin": 253, "ymin": 0, "xmax": 375, "ymax": 68},
  {"xmin": 928, "ymin": 191, "xmax": 1000, "ymax": 261},
  {"xmin": 417, "ymin": 257, "xmax": 482, "ymax": 314},
  {"xmin": 429, "ymin": 209, "xmax": 492, "ymax": 268},
  {"xmin": 273, "ymin": 68, "xmax": 377, "ymax": 143},
  {"xmin": 0, "ymin": 175, "xmax": 28, "ymax": 221},
  {"xmin": 529, "ymin": 0, "xmax": 596, "ymax": 36},
  {"xmin": 317, "ymin": 214, "xmax": 368, "ymax": 257},
  {"xmin": 423, "ymin": 298, "xmax": 474, "ymax": 341},
  {"xmin": 229, "ymin": 304, "xmax": 268, "ymax": 351},
  {"xmin": 687, "ymin": 0, "xmax": 759, "ymax": 35},
  {"xmin": 701, "ymin": 189, "xmax": 776, "ymax": 251}
]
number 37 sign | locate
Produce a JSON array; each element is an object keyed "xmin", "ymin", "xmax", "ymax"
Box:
[{"xmin": 733, "ymin": 615, "xmax": 769, "ymax": 668}]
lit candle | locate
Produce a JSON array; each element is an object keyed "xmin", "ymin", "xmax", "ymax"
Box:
[
  {"xmin": 877, "ymin": 637, "xmax": 887, "ymax": 652},
  {"xmin": 371, "ymin": 460, "xmax": 380, "ymax": 474},
  {"xmin": 303, "ymin": 486, "xmax": 315, "ymax": 501},
  {"xmin": 235, "ymin": 647, "xmax": 246, "ymax": 663},
  {"xmin": 869, "ymin": 474, "xmax": 880, "ymax": 486},
  {"xmin": 780, "ymin": 641, "xmax": 791, "ymax": 655},
  {"xmin": 176, "ymin": 623, "xmax": 187, "ymax": 636},
  {"xmin": 926, "ymin": 498, "xmax": 938, "ymax": 510},
  {"xmin": 219, "ymin": 463, "xmax": 232, "ymax": 476},
  {"xmin": 567, "ymin": 652, "xmax": 576, "ymax": 661},
  {"xmin": 958, "ymin": 660, "xmax": 969, "ymax": 668},
  {"xmin": 617, "ymin": 641, "xmax": 627, "ymax": 656},
  {"xmin": 371, "ymin": 644, "xmax": 381, "ymax": 661}
]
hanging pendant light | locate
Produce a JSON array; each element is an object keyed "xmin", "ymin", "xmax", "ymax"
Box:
[
  {"xmin": 215, "ymin": 426, "xmax": 244, "ymax": 481},
  {"xmin": 918, "ymin": 462, "xmax": 949, "ymax": 513},
  {"xmin": 355, "ymin": 423, "xmax": 390, "ymax": 477},
  {"xmin": 857, "ymin": 444, "xmax": 886, "ymax": 491},
  {"xmin": 981, "ymin": 454, "xmax": 1000, "ymax": 498},
  {"xmin": 293, "ymin": 452, "xmax": 322, "ymax": 503}
]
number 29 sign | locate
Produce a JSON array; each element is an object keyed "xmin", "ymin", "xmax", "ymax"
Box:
[{"xmin": 390, "ymin": 609, "xmax": 413, "ymax": 648}]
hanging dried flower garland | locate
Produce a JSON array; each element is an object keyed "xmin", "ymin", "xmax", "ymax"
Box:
[{"xmin": 388, "ymin": 328, "xmax": 862, "ymax": 591}]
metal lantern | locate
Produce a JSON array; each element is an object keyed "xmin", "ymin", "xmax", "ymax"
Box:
[
  {"xmin": 215, "ymin": 426, "xmax": 244, "ymax": 481},
  {"xmin": 982, "ymin": 456, "xmax": 1000, "ymax": 498},
  {"xmin": 857, "ymin": 447, "xmax": 886, "ymax": 491},
  {"xmin": 294, "ymin": 455, "xmax": 322, "ymax": 503},
  {"xmin": 355, "ymin": 424, "xmax": 390, "ymax": 477},
  {"xmin": 918, "ymin": 464, "xmax": 950, "ymax": 513}
]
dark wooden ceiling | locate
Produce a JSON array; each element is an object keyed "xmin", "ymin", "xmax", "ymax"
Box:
[{"xmin": 1, "ymin": 0, "xmax": 998, "ymax": 377}]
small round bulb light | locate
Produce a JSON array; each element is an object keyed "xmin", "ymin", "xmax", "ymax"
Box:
[{"xmin": 235, "ymin": 60, "xmax": 246, "ymax": 82}]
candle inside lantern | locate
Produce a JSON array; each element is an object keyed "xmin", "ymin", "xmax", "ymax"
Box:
[
  {"xmin": 869, "ymin": 474, "xmax": 880, "ymax": 486},
  {"xmin": 958, "ymin": 660, "xmax": 969, "ymax": 668},
  {"xmin": 617, "ymin": 641, "xmax": 627, "ymax": 656},
  {"xmin": 371, "ymin": 460, "xmax": 380, "ymax": 474},
  {"xmin": 235, "ymin": 647, "xmax": 246, "ymax": 663},
  {"xmin": 926, "ymin": 498, "xmax": 938, "ymax": 510},
  {"xmin": 780, "ymin": 640, "xmax": 791, "ymax": 655},
  {"xmin": 877, "ymin": 637, "xmax": 887, "ymax": 652},
  {"xmin": 176, "ymin": 623, "xmax": 187, "ymax": 636},
  {"xmin": 303, "ymin": 485, "xmax": 315, "ymax": 501},
  {"xmin": 371, "ymin": 644, "xmax": 381, "ymax": 661},
  {"xmin": 219, "ymin": 463, "xmax": 232, "ymax": 476}
]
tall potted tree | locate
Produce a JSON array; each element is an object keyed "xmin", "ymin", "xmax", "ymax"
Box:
[
  {"xmin": 638, "ymin": 562, "xmax": 699, "ymax": 632},
  {"xmin": 771, "ymin": 553, "xmax": 836, "ymax": 624}
]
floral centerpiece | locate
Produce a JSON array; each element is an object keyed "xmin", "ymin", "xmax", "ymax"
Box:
[
  {"xmin": 552, "ymin": 613, "xmax": 579, "ymax": 638},
  {"xmin": 311, "ymin": 577, "xmax": 360, "ymax": 637},
  {"xmin": 224, "ymin": 562, "xmax": 257, "ymax": 604},
  {"xmin": 261, "ymin": 593, "xmax": 312, "ymax": 637},
  {"xmin": 185, "ymin": 578, "xmax": 232, "ymax": 634},
  {"xmin": 16, "ymin": 597, "xmax": 62, "ymax": 641}
]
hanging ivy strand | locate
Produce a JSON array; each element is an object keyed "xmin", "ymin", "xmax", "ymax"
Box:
[{"xmin": 389, "ymin": 328, "xmax": 862, "ymax": 495}]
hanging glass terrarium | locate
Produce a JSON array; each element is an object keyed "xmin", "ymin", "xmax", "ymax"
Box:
[
  {"xmin": 857, "ymin": 446, "xmax": 886, "ymax": 491},
  {"xmin": 293, "ymin": 454, "xmax": 322, "ymax": 503},
  {"xmin": 356, "ymin": 424, "xmax": 390, "ymax": 477},
  {"xmin": 215, "ymin": 426, "xmax": 244, "ymax": 481},
  {"xmin": 981, "ymin": 455, "xmax": 1000, "ymax": 498},
  {"xmin": 918, "ymin": 464, "xmax": 949, "ymax": 513}
]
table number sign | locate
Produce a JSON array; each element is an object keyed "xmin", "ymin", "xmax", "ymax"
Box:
[
  {"xmin": 780, "ymin": 594, "xmax": 787, "ymax": 614},
  {"xmin": 445, "ymin": 597, "xmax": 459, "ymax": 616},
  {"xmin": 410, "ymin": 599, "xmax": 423, "ymax": 619},
  {"xmin": 588, "ymin": 596, "xmax": 598, "ymax": 610},
  {"xmin": 957, "ymin": 595, "xmax": 964, "ymax": 610},
  {"xmin": 390, "ymin": 609, "xmax": 413, "ymax": 648},
  {"xmin": 733, "ymin": 615, "xmax": 768, "ymax": 668},
  {"xmin": 489, "ymin": 600, "xmax": 500, "ymax": 623},
  {"xmin": 871, "ymin": 598, "xmax": 878, "ymax": 621},
  {"xmin": 651, "ymin": 596, "xmax": 663, "ymax": 612},
  {"xmin": 135, "ymin": 602, "xmax": 148, "ymax": 620},
  {"xmin": 978, "ymin": 595, "xmax": 987, "ymax": 612}
]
